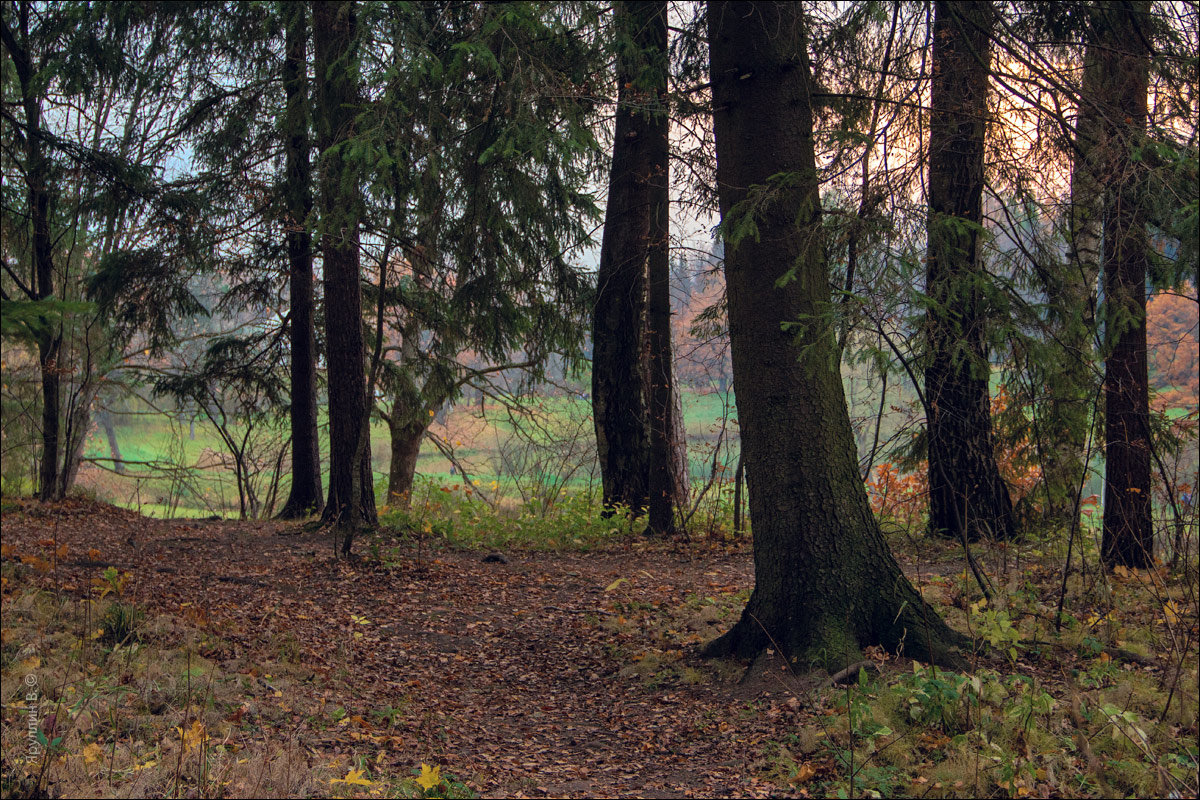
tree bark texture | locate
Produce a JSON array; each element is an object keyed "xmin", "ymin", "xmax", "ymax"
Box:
[
  {"xmin": 641, "ymin": 1, "xmax": 679, "ymax": 536},
  {"xmin": 924, "ymin": 0, "xmax": 1015, "ymax": 542},
  {"xmin": 386, "ymin": 394, "xmax": 430, "ymax": 510},
  {"xmin": 313, "ymin": 0, "xmax": 376, "ymax": 530},
  {"xmin": 278, "ymin": 2, "xmax": 324, "ymax": 519},
  {"xmin": 705, "ymin": 1, "xmax": 966, "ymax": 670},
  {"xmin": 1098, "ymin": 1, "xmax": 1154, "ymax": 569},
  {"xmin": 591, "ymin": 0, "xmax": 659, "ymax": 516}
]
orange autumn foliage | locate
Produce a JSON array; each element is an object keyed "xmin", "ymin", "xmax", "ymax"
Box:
[
  {"xmin": 1147, "ymin": 287, "xmax": 1199, "ymax": 413},
  {"xmin": 866, "ymin": 388, "xmax": 1043, "ymax": 528}
]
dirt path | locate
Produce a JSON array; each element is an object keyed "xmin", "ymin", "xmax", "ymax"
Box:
[{"xmin": 6, "ymin": 499, "xmax": 844, "ymax": 797}]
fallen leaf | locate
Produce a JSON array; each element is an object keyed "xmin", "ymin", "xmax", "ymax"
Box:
[{"xmin": 416, "ymin": 763, "xmax": 442, "ymax": 791}]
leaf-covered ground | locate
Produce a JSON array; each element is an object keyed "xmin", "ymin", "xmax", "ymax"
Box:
[{"xmin": 2, "ymin": 498, "xmax": 1197, "ymax": 798}]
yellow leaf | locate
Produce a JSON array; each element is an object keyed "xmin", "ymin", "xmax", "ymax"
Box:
[
  {"xmin": 331, "ymin": 768, "xmax": 374, "ymax": 787},
  {"xmin": 178, "ymin": 721, "xmax": 208, "ymax": 752},
  {"xmin": 604, "ymin": 578, "xmax": 628, "ymax": 592},
  {"xmin": 20, "ymin": 656, "xmax": 41, "ymax": 671},
  {"xmin": 416, "ymin": 763, "xmax": 441, "ymax": 791},
  {"xmin": 1164, "ymin": 600, "xmax": 1181, "ymax": 625},
  {"xmin": 82, "ymin": 742, "xmax": 104, "ymax": 765}
]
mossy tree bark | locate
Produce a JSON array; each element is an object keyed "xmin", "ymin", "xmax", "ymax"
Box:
[
  {"xmin": 704, "ymin": 1, "xmax": 967, "ymax": 671},
  {"xmin": 1097, "ymin": 1, "xmax": 1154, "ymax": 569},
  {"xmin": 924, "ymin": 0, "xmax": 1015, "ymax": 543}
]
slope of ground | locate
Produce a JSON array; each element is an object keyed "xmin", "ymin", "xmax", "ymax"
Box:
[{"xmin": 2, "ymin": 498, "xmax": 1196, "ymax": 799}]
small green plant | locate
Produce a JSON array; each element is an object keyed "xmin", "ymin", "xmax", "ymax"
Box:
[
  {"xmin": 1005, "ymin": 675, "xmax": 1055, "ymax": 734},
  {"xmin": 371, "ymin": 703, "xmax": 407, "ymax": 727},
  {"xmin": 94, "ymin": 565, "xmax": 131, "ymax": 599},
  {"xmin": 971, "ymin": 601, "xmax": 1022, "ymax": 663},
  {"xmin": 100, "ymin": 602, "xmax": 143, "ymax": 644},
  {"xmin": 898, "ymin": 664, "xmax": 973, "ymax": 732}
]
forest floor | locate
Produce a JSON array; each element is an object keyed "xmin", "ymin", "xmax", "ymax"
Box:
[{"xmin": 1, "ymin": 498, "xmax": 1197, "ymax": 799}]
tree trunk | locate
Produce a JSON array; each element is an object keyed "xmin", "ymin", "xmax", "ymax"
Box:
[
  {"xmin": 591, "ymin": 0, "xmax": 658, "ymax": 516},
  {"xmin": 704, "ymin": 1, "xmax": 966, "ymax": 671},
  {"xmin": 278, "ymin": 1, "xmax": 324, "ymax": 519},
  {"xmin": 1098, "ymin": 1, "xmax": 1153, "ymax": 569},
  {"xmin": 924, "ymin": 0, "xmax": 1015, "ymax": 542},
  {"xmin": 6, "ymin": 3, "xmax": 61, "ymax": 502},
  {"xmin": 641, "ymin": 1, "xmax": 677, "ymax": 536},
  {"xmin": 313, "ymin": 0, "xmax": 376, "ymax": 534},
  {"xmin": 100, "ymin": 410, "xmax": 125, "ymax": 474},
  {"xmin": 386, "ymin": 408, "xmax": 428, "ymax": 511},
  {"xmin": 57, "ymin": 384, "xmax": 96, "ymax": 498},
  {"xmin": 668, "ymin": 363, "xmax": 690, "ymax": 502}
]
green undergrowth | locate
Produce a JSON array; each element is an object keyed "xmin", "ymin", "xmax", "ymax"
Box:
[
  {"xmin": 378, "ymin": 483, "xmax": 681, "ymax": 553},
  {"xmin": 576, "ymin": 527, "xmax": 1199, "ymax": 799},
  {"xmin": 776, "ymin": 658, "xmax": 1199, "ymax": 799}
]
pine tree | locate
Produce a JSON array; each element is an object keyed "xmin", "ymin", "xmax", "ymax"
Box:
[
  {"xmin": 352, "ymin": 2, "xmax": 602, "ymax": 509},
  {"xmin": 1096, "ymin": 0, "xmax": 1154, "ymax": 569},
  {"xmin": 704, "ymin": 0, "xmax": 966, "ymax": 670},
  {"xmin": 591, "ymin": 1, "xmax": 658, "ymax": 516},
  {"xmin": 312, "ymin": 0, "xmax": 375, "ymax": 541},
  {"xmin": 923, "ymin": 0, "xmax": 1016, "ymax": 542},
  {"xmin": 276, "ymin": 1, "xmax": 323, "ymax": 519}
]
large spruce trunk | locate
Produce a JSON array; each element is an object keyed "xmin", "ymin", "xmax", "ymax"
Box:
[
  {"xmin": 704, "ymin": 1, "xmax": 966, "ymax": 670},
  {"xmin": 641, "ymin": 1, "xmax": 679, "ymax": 536},
  {"xmin": 591, "ymin": 0, "xmax": 657, "ymax": 515},
  {"xmin": 313, "ymin": 0, "xmax": 376, "ymax": 534},
  {"xmin": 923, "ymin": 0, "xmax": 1015, "ymax": 542},
  {"xmin": 1098, "ymin": 2, "xmax": 1153, "ymax": 569},
  {"xmin": 278, "ymin": 1, "xmax": 324, "ymax": 519}
]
